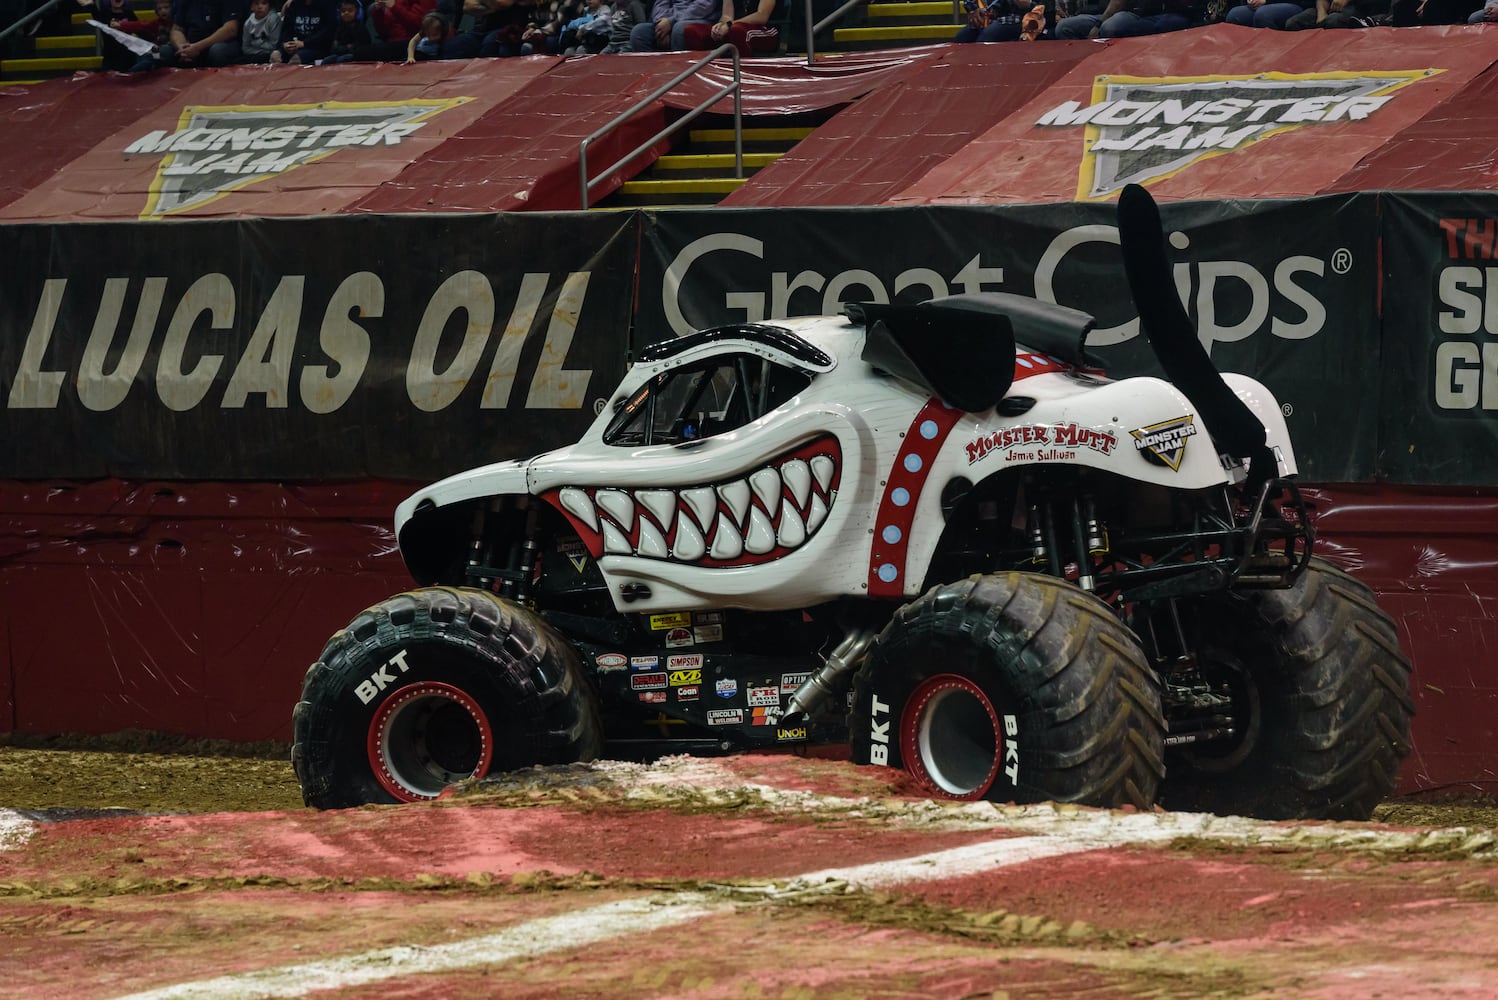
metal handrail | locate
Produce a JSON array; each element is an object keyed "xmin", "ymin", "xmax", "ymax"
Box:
[
  {"xmin": 0, "ymin": 0, "xmax": 66, "ymax": 46},
  {"xmin": 803, "ymin": 0, "xmax": 866, "ymax": 65},
  {"xmin": 578, "ymin": 43, "xmax": 742, "ymax": 211}
]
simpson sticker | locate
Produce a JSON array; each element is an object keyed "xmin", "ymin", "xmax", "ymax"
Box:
[
  {"xmin": 666, "ymin": 654, "xmax": 703, "ymax": 670},
  {"xmin": 1131, "ymin": 415, "xmax": 1197, "ymax": 471},
  {"xmin": 707, "ymin": 709, "xmax": 743, "ymax": 726},
  {"xmin": 630, "ymin": 673, "xmax": 667, "ymax": 691},
  {"xmin": 649, "ymin": 612, "xmax": 692, "ymax": 630},
  {"xmin": 715, "ymin": 678, "xmax": 738, "ymax": 699},
  {"xmin": 669, "ymin": 669, "xmax": 702, "ymax": 686}
]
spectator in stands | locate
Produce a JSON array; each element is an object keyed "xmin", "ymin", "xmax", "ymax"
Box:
[
  {"xmin": 158, "ymin": 0, "xmax": 243, "ymax": 65},
  {"xmin": 681, "ymin": 0, "xmax": 776, "ymax": 51},
  {"xmin": 1055, "ymin": 0, "xmax": 1198, "ymax": 34},
  {"xmin": 1390, "ymin": 0, "xmax": 1479, "ymax": 22},
  {"xmin": 1283, "ymin": 0, "xmax": 1386, "ymax": 26},
  {"xmin": 556, "ymin": 0, "xmax": 614, "ymax": 52},
  {"xmin": 1222, "ymin": 0, "xmax": 1308, "ymax": 26},
  {"xmin": 323, "ymin": 0, "xmax": 362, "ymax": 58},
  {"xmin": 272, "ymin": 0, "xmax": 336, "ymax": 61},
  {"xmin": 1471, "ymin": 0, "xmax": 1497, "ymax": 18},
  {"xmin": 1053, "ymin": 0, "xmax": 1108, "ymax": 34},
  {"xmin": 238, "ymin": 0, "xmax": 280, "ymax": 59},
  {"xmin": 600, "ymin": 0, "xmax": 644, "ymax": 48},
  {"xmin": 405, "ymin": 8, "xmax": 476, "ymax": 56},
  {"xmin": 460, "ymin": 0, "xmax": 532, "ymax": 55},
  {"xmin": 88, "ymin": 0, "xmax": 137, "ymax": 69},
  {"xmin": 629, "ymin": 0, "xmax": 716, "ymax": 50},
  {"xmin": 109, "ymin": 0, "xmax": 175, "ymax": 71},
  {"xmin": 363, "ymin": 0, "xmax": 431, "ymax": 56},
  {"xmin": 954, "ymin": 0, "xmax": 1047, "ymax": 40}
]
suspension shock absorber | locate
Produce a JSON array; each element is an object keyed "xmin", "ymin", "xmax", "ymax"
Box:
[{"xmin": 513, "ymin": 498, "xmax": 542, "ymax": 607}]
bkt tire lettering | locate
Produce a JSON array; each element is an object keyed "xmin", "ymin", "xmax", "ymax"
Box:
[
  {"xmin": 1003, "ymin": 713, "xmax": 1019, "ymax": 784},
  {"xmin": 1035, "ymin": 226, "xmax": 1326, "ymax": 350},
  {"xmin": 662, "ymin": 233, "xmax": 1004, "ymax": 337},
  {"xmin": 355, "ymin": 649, "xmax": 412, "ymax": 705},
  {"xmin": 869, "ymin": 692, "xmax": 891, "ymax": 766}
]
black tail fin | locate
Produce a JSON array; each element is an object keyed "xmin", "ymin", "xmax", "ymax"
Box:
[{"xmin": 1117, "ymin": 184, "xmax": 1274, "ymax": 478}]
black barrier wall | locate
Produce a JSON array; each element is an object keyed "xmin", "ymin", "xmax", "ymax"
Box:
[{"xmin": 0, "ymin": 194, "xmax": 1492, "ymax": 484}]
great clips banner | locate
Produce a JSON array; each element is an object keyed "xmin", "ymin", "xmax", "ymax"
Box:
[{"xmin": 640, "ymin": 197, "xmax": 1379, "ymax": 482}]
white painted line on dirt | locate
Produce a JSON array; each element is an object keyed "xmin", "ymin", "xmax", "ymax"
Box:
[
  {"xmin": 0, "ymin": 809, "xmax": 36, "ymax": 851},
  {"xmin": 112, "ymin": 830, "xmax": 1114, "ymax": 999},
  {"xmin": 113, "ymin": 894, "xmax": 722, "ymax": 1000}
]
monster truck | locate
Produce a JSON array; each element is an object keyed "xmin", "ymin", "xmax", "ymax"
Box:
[{"xmin": 292, "ymin": 185, "xmax": 1415, "ymax": 820}]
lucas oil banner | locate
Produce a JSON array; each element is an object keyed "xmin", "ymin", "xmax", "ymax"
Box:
[
  {"xmin": 639, "ymin": 197, "xmax": 1379, "ymax": 482},
  {"xmin": 0, "ymin": 212, "xmax": 637, "ymax": 481}
]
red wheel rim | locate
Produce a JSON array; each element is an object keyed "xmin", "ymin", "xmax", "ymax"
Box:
[
  {"xmin": 367, "ymin": 682, "xmax": 494, "ymax": 803},
  {"xmin": 898, "ymin": 673, "xmax": 1003, "ymax": 800}
]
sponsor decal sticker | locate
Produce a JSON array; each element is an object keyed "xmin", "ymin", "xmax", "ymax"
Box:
[
  {"xmin": 122, "ymin": 98, "xmax": 473, "ymax": 218},
  {"xmin": 595, "ymin": 652, "xmax": 627, "ymax": 672},
  {"xmin": 630, "ymin": 655, "xmax": 659, "ymax": 671},
  {"xmin": 1033, "ymin": 71, "xmax": 1438, "ymax": 200},
  {"xmin": 676, "ymin": 685, "xmax": 700, "ymax": 701},
  {"xmin": 638, "ymin": 690, "xmax": 667, "ymax": 704},
  {"xmin": 693, "ymin": 611, "xmax": 724, "ymax": 624},
  {"xmin": 715, "ymin": 678, "xmax": 738, "ymax": 699},
  {"xmin": 966, "ymin": 422, "xmax": 1117, "ymax": 466},
  {"xmin": 557, "ymin": 535, "xmax": 590, "ymax": 574},
  {"xmin": 747, "ymin": 686, "xmax": 780, "ymax": 708},
  {"xmin": 666, "ymin": 654, "xmax": 703, "ymax": 670},
  {"xmin": 777, "ymin": 727, "xmax": 808, "ymax": 741},
  {"xmin": 781, "ymin": 672, "xmax": 812, "ymax": 696},
  {"xmin": 1130, "ymin": 415, "xmax": 1197, "ymax": 471},
  {"xmin": 665, "ymin": 627, "xmax": 694, "ymax": 649},
  {"xmin": 650, "ymin": 612, "xmax": 692, "ymax": 631},
  {"xmin": 751, "ymin": 706, "xmax": 780, "ymax": 726},
  {"xmin": 707, "ymin": 709, "xmax": 744, "ymax": 726},
  {"xmin": 669, "ymin": 669, "xmax": 702, "ymax": 687},
  {"xmin": 693, "ymin": 624, "xmax": 724, "ymax": 644},
  {"xmin": 631, "ymin": 673, "xmax": 667, "ymax": 691}
]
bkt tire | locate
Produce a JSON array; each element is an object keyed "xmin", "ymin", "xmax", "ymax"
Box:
[
  {"xmin": 292, "ymin": 587, "xmax": 603, "ymax": 809},
  {"xmin": 851, "ymin": 573, "xmax": 1165, "ymax": 810},
  {"xmin": 1161, "ymin": 558, "xmax": 1415, "ymax": 821}
]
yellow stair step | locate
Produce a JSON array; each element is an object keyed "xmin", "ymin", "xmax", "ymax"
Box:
[
  {"xmin": 653, "ymin": 152, "xmax": 782, "ymax": 170},
  {"xmin": 618, "ymin": 178, "xmax": 749, "ymax": 195},
  {"xmin": 72, "ymin": 9, "xmax": 153, "ymax": 22},
  {"xmin": 0, "ymin": 55, "xmax": 104, "ymax": 71},
  {"xmin": 36, "ymin": 34, "xmax": 99, "ymax": 50},
  {"xmin": 688, "ymin": 126, "xmax": 815, "ymax": 144},
  {"xmin": 833, "ymin": 23, "xmax": 962, "ymax": 40},
  {"xmin": 868, "ymin": 2, "xmax": 956, "ymax": 16}
]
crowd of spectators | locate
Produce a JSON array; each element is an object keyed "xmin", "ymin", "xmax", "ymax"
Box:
[
  {"xmin": 73, "ymin": 0, "xmax": 780, "ymax": 69},
  {"xmin": 962, "ymin": 0, "xmax": 1492, "ymax": 40},
  {"xmin": 49, "ymin": 0, "xmax": 1498, "ymax": 75}
]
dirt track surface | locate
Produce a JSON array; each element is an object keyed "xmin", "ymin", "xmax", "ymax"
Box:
[{"xmin": 4, "ymin": 742, "xmax": 1498, "ymax": 999}]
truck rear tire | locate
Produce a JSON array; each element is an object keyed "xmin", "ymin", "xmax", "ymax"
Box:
[
  {"xmin": 851, "ymin": 573, "xmax": 1165, "ymax": 810},
  {"xmin": 1161, "ymin": 558, "xmax": 1415, "ymax": 821},
  {"xmin": 292, "ymin": 587, "xmax": 603, "ymax": 809}
]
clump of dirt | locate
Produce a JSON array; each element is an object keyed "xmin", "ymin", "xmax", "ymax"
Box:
[
  {"xmin": 1374, "ymin": 794, "xmax": 1498, "ymax": 831},
  {"xmin": 0, "ymin": 732, "xmax": 302, "ymax": 813}
]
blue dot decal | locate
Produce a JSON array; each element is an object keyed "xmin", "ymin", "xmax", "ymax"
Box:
[
  {"xmin": 920, "ymin": 420, "xmax": 939, "ymax": 440},
  {"xmin": 882, "ymin": 525, "xmax": 902, "ymax": 544},
  {"xmin": 878, "ymin": 563, "xmax": 898, "ymax": 583},
  {"xmin": 892, "ymin": 487, "xmax": 910, "ymax": 507},
  {"xmin": 904, "ymin": 454, "xmax": 923, "ymax": 473}
]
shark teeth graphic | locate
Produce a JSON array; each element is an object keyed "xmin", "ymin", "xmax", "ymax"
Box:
[{"xmin": 551, "ymin": 437, "xmax": 842, "ymax": 567}]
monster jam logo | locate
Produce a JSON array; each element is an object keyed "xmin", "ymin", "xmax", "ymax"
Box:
[
  {"xmin": 123, "ymin": 99, "xmax": 471, "ymax": 218},
  {"xmin": 1131, "ymin": 415, "xmax": 1197, "ymax": 471},
  {"xmin": 1034, "ymin": 71, "xmax": 1436, "ymax": 200}
]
